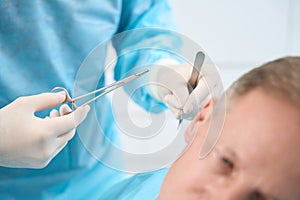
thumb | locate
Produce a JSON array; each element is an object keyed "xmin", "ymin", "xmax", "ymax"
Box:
[{"xmin": 25, "ymin": 92, "xmax": 66, "ymax": 112}]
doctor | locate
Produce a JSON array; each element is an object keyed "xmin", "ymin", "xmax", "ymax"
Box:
[{"xmin": 0, "ymin": 0, "xmax": 209, "ymax": 199}]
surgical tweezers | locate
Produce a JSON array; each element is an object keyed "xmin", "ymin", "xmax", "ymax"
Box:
[{"xmin": 51, "ymin": 70, "xmax": 149, "ymax": 110}]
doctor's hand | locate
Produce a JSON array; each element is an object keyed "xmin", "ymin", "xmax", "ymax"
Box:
[
  {"xmin": 0, "ymin": 93, "xmax": 90, "ymax": 169},
  {"xmin": 148, "ymin": 60, "xmax": 219, "ymax": 120}
]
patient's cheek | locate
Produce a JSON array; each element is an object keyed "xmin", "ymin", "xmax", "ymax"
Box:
[{"xmin": 185, "ymin": 122, "xmax": 200, "ymax": 143}]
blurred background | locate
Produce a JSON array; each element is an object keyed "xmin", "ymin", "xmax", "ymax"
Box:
[{"xmin": 169, "ymin": 0, "xmax": 300, "ymax": 89}]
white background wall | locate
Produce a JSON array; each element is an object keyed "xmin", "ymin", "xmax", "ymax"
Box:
[{"xmin": 169, "ymin": 0, "xmax": 300, "ymax": 88}]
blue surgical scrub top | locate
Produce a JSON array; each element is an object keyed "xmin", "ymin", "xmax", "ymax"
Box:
[{"xmin": 0, "ymin": 0, "xmax": 177, "ymax": 199}]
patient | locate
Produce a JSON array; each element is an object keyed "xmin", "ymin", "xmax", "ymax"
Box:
[{"xmin": 159, "ymin": 57, "xmax": 300, "ymax": 199}]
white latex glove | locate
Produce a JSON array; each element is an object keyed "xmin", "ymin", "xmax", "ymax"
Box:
[
  {"xmin": 0, "ymin": 93, "xmax": 90, "ymax": 169},
  {"xmin": 148, "ymin": 59, "xmax": 221, "ymax": 120}
]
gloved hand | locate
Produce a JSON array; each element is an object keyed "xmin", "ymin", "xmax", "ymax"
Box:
[
  {"xmin": 0, "ymin": 92, "xmax": 90, "ymax": 169},
  {"xmin": 148, "ymin": 59, "xmax": 220, "ymax": 120}
]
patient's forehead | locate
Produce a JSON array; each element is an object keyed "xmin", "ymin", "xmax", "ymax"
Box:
[
  {"xmin": 222, "ymin": 88, "xmax": 300, "ymax": 138},
  {"xmin": 221, "ymin": 88, "xmax": 300, "ymax": 153},
  {"xmin": 217, "ymin": 88, "xmax": 300, "ymax": 196}
]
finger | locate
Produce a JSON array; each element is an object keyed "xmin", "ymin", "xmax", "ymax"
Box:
[
  {"xmin": 45, "ymin": 105, "xmax": 90, "ymax": 136},
  {"xmin": 58, "ymin": 104, "xmax": 75, "ymax": 139},
  {"xmin": 59, "ymin": 104, "xmax": 72, "ymax": 115},
  {"xmin": 183, "ymin": 80, "xmax": 210, "ymax": 119},
  {"xmin": 163, "ymin": 86, "xmax": 189, "ymax": 109},
  {"xmin": 164, "ymin": 94, "xmax": 181, "ymax": 109},
  {"xmin": 147, "ymin": 83, "xmax": 172, "ymax": 102},
  {"xmin": 172, "ymin": 85, "xmax": 190, "ymax": 107},
  {"xmin": 50, "ymin": 109, "xmax": 59, "ymax": 118},
  {"xmin": 25, "ymin": 92, "xmax": 66, "ymax": 112},
  {"xmin": 164, "ymin": 101, "xmax": 182, "ymax": 119},
  {"xmin": 164, "ymin": 94, "xmax": 179, "ymax": 109}
]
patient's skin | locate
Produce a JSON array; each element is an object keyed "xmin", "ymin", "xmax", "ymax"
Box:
[{"xmin": 159, "ymin": 88, "xmax": 300, "ymax": 200}]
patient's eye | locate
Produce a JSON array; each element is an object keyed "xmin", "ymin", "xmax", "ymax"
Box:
[
  {"xmin": 219, "ymin": 155, "xmax": 234, "ymax": 174},
  {"xmin": 221, "ymin": 156, "xmax": 234, "ymax": 169},
  {"xmin": 213, "ymin": 150, "xmax": 234, "ymax": 175}
]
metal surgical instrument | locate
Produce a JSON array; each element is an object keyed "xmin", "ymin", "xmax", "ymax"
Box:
[
  {"xmin": 51, "ymin": 70, "xmax": 149, "ymax": 110},
  {"xmin": 177, "ymin": 51, "xmax": 205, "ymax": 129}
]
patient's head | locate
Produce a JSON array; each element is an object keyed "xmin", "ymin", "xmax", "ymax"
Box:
[{"xmin": 159, "ymin": 57, "xmax": 300, "ymax": 199}]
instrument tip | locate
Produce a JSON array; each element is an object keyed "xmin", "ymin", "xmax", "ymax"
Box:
[
  {"xmin": 177, "ymin": 118, "xmax": 183, "ymax": 130},
  {"xmin": 135, "ymin": 69, "xmax": 149, "ymax": 77}
]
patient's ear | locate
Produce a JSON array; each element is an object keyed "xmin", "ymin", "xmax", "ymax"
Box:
[
  {"xmin": 184, "ymin": 99, "xmax": 215, "ymax": 143},
  {"xmin": 194, "ymin": 98, "xmax": 215, "ymax": 122}
]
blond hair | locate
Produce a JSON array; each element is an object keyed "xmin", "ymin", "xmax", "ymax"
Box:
[{"xmin": 226, "ymin": 57, "xmax": 300, "ymax": 106}]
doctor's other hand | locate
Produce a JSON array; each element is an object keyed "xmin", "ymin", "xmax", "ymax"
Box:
[
  {"xmin": 147, "ymin": 60, "xmax": 219, "ymax": 120},
  {"xmin": 0, "ymin": 93, "xmax": 90, "ymax": 169}
]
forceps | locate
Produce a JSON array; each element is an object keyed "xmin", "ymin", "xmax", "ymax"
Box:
[
  {"xmin": 177, "ymin": 51, "xmax": 205, "ymax": 129},
  {"xmin": 51, "ymin": 70, "xmax": 149, "ymax": 110}
]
